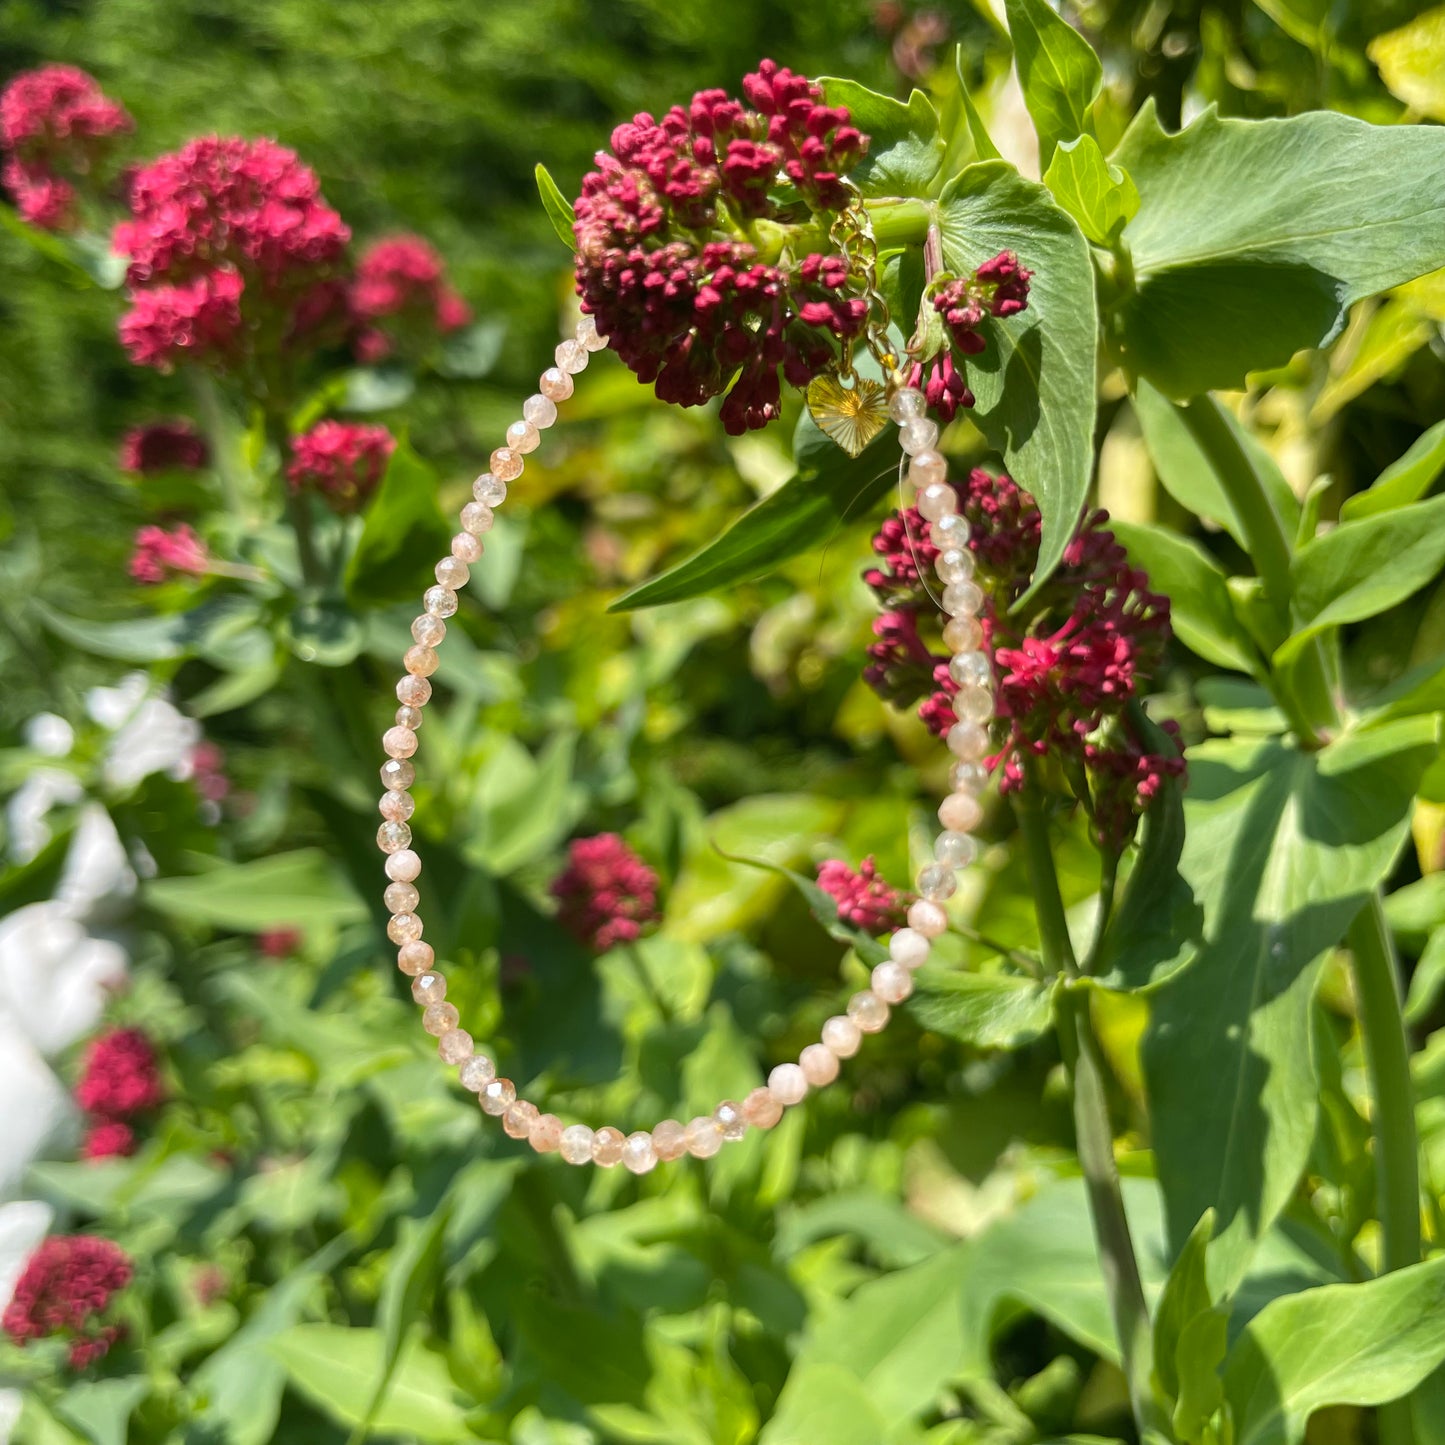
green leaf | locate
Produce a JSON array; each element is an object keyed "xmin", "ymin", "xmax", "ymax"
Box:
[
  {"xmin": 936, "ymin": 162, "xmax": 1097, "ymax": 593},
  {"xmin": 35, "ymin": 595, "xmax": 262, "ymax": 664},
  {"xmin": 345, "ymin": 440, "xmax": 454, "ymax": 608},
  {"xmin": 1341, "ymin": 417, "xmax": 1445, "ymax": 521},
  {"xmin": 1111, "ymin": 520, "xmax": 1260, "ymax": 675},
  {"xmin": 1044, "ymin": 135, "xmax": 1138, "ymax": 246},
  {"xmin": 1224, "ymin": 1256, "xmax": 1445, "ymax": 1445},
  {"xmin": 954, "ymin": 45, "xmax": 1002, "ymax": 162},
  {"xmin": 757, "ymin": 1364, "xmax": 891, "ymax": 1445},
  {"xmin": 1386, "ymin": 873, "xmax": 1445, "ymax": 947},
  {"xmin": 1004, "ymin": 0, "xmax": 1102, "ymax": 170},
  {"xmin": 53, "ymin": 1380, "xmax": 150, "ymax": 1445},
  {"xmin": 1151, "ymin": 1212, "xmax": 1227, "ymax": 1443},
  {"xmin": 1369, "ymin": 6, "xmax": 1445, "ymax": 122},
  {"xmin": 1405, "ymin": 928, "xmax": 1445, "ymax": 1026},
  {"xmin": 819, "ymin": 80, "xmax": 945, "ymax": 195},
  {"xmin": 609, "ymin": 406, "xmax": 894, "ymax": 610},
  {"xmin": 145, "ymin": 849, "xmax": 366, "ymax": 930},
  {"xmin": 907, "ymin": 969, "xmax": 1055, "ymax": 1048},
  {"xmin": 1111, "ymin": 102, "xmax": 1445, "ymax": 398},
  {"xmin": 271, "ymin": 1325, "xmax": 473, "ymax": 1442},
  {"xmin": 534, "ymin": 163, "xmax": 576, "ymax": 250},
  {"xmin": 1142, "ymin": 725, "xmax": 1436, "ymax": 1290},
  {"xmin": 465, "ymin": 731, "xmax": 582, "ymax": 875},
  {"xmin": 340, "ymin": 363, "xmax": 415, "ymax": 413}
]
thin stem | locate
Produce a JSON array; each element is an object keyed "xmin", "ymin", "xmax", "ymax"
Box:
[
  {"xmin": 1015, "ymin": 783, "xmax": 1164, "ymax": 1439},
  {"xmin": 865, "ymin": 196, "xmax": 933, "ymax": 250},
  {"xmin": 189, "ymin": 372, "xmax": 246, "ymax": 520},
  {"xmin": 954, "ymin": 923, "xmax": 1042, "ymax": 978}
]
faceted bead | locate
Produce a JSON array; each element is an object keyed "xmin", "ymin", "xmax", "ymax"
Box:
[
  {"xmin": 908, "ymin": 448, "xmax": 946, "ymax": 487},
  {"xmin": 936, "ymin": 547, "xmax": 974, "ymax": 584},
  {"xmin": 560, "ymin": 1124, "xmax": 595, "ymax": 1164},
  {"xmin": 942, "ymin": 581, "xmax": 984, "ymax": 616},
  {"xmin": 451, "ymin": 532, "xmax": 482, "ymax": 564},
  {"xmin": 503, "ymin": 1099, "xmax": 539, "ymax": 1139},
  {"xmin": 887, "ymin": 386, "xmax": 925, "ymax": 422},
  {"xmin": 948, "ymin": 721, "xmax": 990, "ymax": 761},
  {"xmin": 381, "ymin": 758, "xmax": 415, "ymax": 791},
  {"xmin": 768, "ymin": 1062, "xmax": 807, "ymax": 1105},
  {"xmin": 411, "ymin": 614, "xmax": 446, "ymax": 647},
  {"xmin": 953, "ymin": 760, "xmax": 989, "ymax": 793},
  {"xmin": 872, "ymin": 960, "xmax": 914, "ymax": 1004},
  {"xmin": 651, "ymin": 1119, "xmax": 688, "ymax": 1161},
  {"xmin": 523, "ymin": 393, "xmax": 558, "ymax": 429},
  {"xmin": 742, "ymin": 1087, "xmax": 783, "ymax": 1128},
  {"xmin": 933, "ymin": 512, "xmax": 971, "ymax": 547},
  {"xmin": 950, "ymin": 651, "xmax": 992, "ymax": 689},
  {"xmin": 622, "ymin": 1131, "xmax": 658, "ymax": 1173},
  {"xmin": 396, "ymin": 701, "xmax": 423, "ymax": 728},
  {"xmin": 397, "ymin": 941, "xmax": 433, "ymax": 976},
  {"xmin": 917, "ymin": 864, "xmax": 957, "ymax": 901},
  {"xmin": 592, "ymin": 1125, "xmax": 625, "ymax": 1167},
  {"xmin": 489, "ymin": 447, "xmax": 523, "ymax": 481},
  {"xmin": 943, "ymin": 614, "xmax": 984, "ymax": 653},
  {"xmin": 714, "ymin": 1100, "xmax": 747, "ymax": 1141},
  {"xmin": 936, "ymin": 831, "xmax": 979, "ymax": 868},
  {"xmin": 382, "ymin": 726, "xmax": 417, "ymax": 759},
  {"xmin": 576, "ymin": 314, "xmax": 608, "ymax": 351},
  {"xmin": 939, "ymin": 791, "xmax": 984, "ymax": 833},
  {"xmin": 954, "ymin": 686, "xmax": 993, "ymax": 725},
  {"xmin": 422, "ymin": 1001, "xmax": 459, "ymax": 1036},
  {"xmin": 900, "ymin": 417, "xmax": 939, "ymax": 455},
  {"xmin": 539, "ymin": 366, "xmax": 573, "ymax": 402},
  {"xmin": 386, "ymin": 849, "xmax": 421, "ymax": 882},
  {"xmin": 438, "ymin": 1028, "xmax": 473, "ymax": 1064},
  {"xmin": 506, "ymin": 419, "xmax": 541, "ymax": 455},
  {"xmin": 530, "ymin": 1113, "xmax": 563, "ymax": 1152},
  {"xmin": 378, "ymin": 821, "xmax": 413, "ymax": 854},
  {"xmin": 458, "ymin": 1054, "xmax": 496, "ymax": 1091},
  {"xmin": 423, "ymin": 585, "xmax": 457, "ymax": 618},
  {"xmin": 384, "ymin": 880, "xmax": 419, "ymax": 913},
  {"xmin": 555, "ymin": 339, "xmax": 588, "ymax": 374},
  {"xmin": 848, "ymin": 990, "xmax": 891, "ymax": 1033},
  {"xmin": 918, "ymin": 483, "xmax": 958, "ymax": 522},
  {"xmin": 403, "ymin": 645, "xmax": 438, "ymax": 677},
  {"xmin": 435, "ymin": 556, "xmax": 469, "ymax": 590},
  {"xmin": 388, "ymin": 910, "xmax": 423, "ymax": 943},
  {"xmin": 890, "ymin": 927, "xmax": 930, "ymax": 968},
  {"xmin": 397, "ymin": 674, "xmax": 432, "ymax": 707},
  {"xmin": 411, "ymin": 971, "xmax": 446, "ymax": 1005},
  {"xmin": 907, "ymin": 899, "xmax": 948, "ymax": 938},
  {"xmin": 461, "ymin": 502, "xmax": 494, "ymax": 534},
  {"xmin": 473, "ymin": 473, "xmax": 507, "ymax": 506},
  {"xmin": 821, "ymin": 1014, "xmax": 862, "ymax": 1058},
  {"xmin": 480, "ymin": 1077, "xmax": 516, "ymax": 1115},
  {"xmin": 800, "ymin": 1043, "xmax": 839, "ymax": 1086},
  {"xmin": 684, "ymin": 1116, "xmax": 723, "ymax": 1158}
]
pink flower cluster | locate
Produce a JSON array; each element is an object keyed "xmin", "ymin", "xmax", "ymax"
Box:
[
  {"xmin": 119, "ymin": 420, "xmax": 209, "ymax": 474},
  {"xmin": 550, "ymin": 833, "xmax": 661, "ymax": 952},
  {"xmin": 0, "ymin": 65, "xmax": 131, "ymax": 228},
  {"xmin": 128, "ymin": 523, "xmax": 208, "ymax": 584},
  {"xmin": 2, "ymin": 1234, "xmax": 132, "ymax": 1369},
  {"xmin": 74, "ymin": 1026, "xmax": 165, "ymax": 1160},
  {"xmin": 286, "ymin": 420, "xmax": 395, "ymax": 512},
  {"xmin": 573, "ymin": 61, "xmax": 871, "ymax": 434},
  {"xmin": 863, "ymin": 471, "xmax": 1181, "ymax": 849},
  {"xmin": 817, "ymin": 856, "xmax": 910, "ymax": 935},
  {"xmin": 114, "ymin": 135, "xmax": 351, "ymax": 371},
  {"xmin": 351, "ymin": 235, "xmax": 471, "ymax": 362}
]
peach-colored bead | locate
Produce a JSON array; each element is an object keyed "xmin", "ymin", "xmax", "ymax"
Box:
[
  {"xmin": 461, "ymin": 501, "xmax": 494, "ymax": 535},
  {"xmin": 480, "ymin": 1077, "xmax": 516, "ymax": 1115},
  {"xmin": 539, "ymin": 366, "xmax": 573, "ymax": 401},
  {"xmin": 889, "ymin": 927, "xmax": 930, "ymax": 969},
  {"xmin": 381, "ymin": 759, "xmax": 414, "ymax": 790},
  {"xmin": 768, "ymin": 1062, "xmax": 807, "ymax": 1105},
  {"xmin": 530, "ymin": 1113, "xmax": 563, "ymax": 1152},
  {"xmin": 490, "ymin": 447, "xmax": 523, "ymax": 481},
  {"xmin": 506, "ymin": 419, "xmax": 540, "ymax": 454},
  {"xmin": 848, "ymin": 990, "xmax": 890, "ymax": 1033},
  {"xmin": 382, "ymin": 726, "xmax": 417, "ymax": 759},
  {"xmin": 378, "ymin": 820, "xmax": 413, "ymax": 854},
  {"xmin": 944, "ymin": 615, "xmax": 984, "ymax": 653},
  {"xmin": 385, "ymin": 849, "xmax": 421, "ymax": 882},
  {"xmin": 523, "ymin": 393, "xmax": 558, "ymax": 428},
  {"xmin": 592, "ymin": 1125, "xmax": 625, "ymax": 1167},
  {"xmin": 411, "ymin": 971, "xmax": 445, "ymax": 1005},
  {"xmin": 422, "ymin": 1002, "xmax": 459, "ymax": 1036},
  {"xmin": 555, "ymin": 339, "xmax": 588, "ymax": 374},
  {"xmin": 435, "ymin": 556, "xmax": 469, "ymax": 590},
  {"xmin": 397, "ymin": 674, "xmax": 432, "ymax": 707},
  {"xmin": 685, "ymin": 1117, "xmax": 723, "ymax": 1158},
  {"xmin": 939, "ymin": 791, "xmax": 983, "ymax": 833},
  {"xmin": 380, "ymin": 791, "xmax": 415, "ymax": 824},
  {"xmin": 907, "ymin": 899, "xmax": 948, "ymax": 938},
  {"xmin": 560, "ymin": 1124, "xmax": 594, "ymax": 1164},
  {"xmin": 576, "ymin": 314, "xmax": 607, "ymax": 351},
  {"xmin": 652, "ymin": 1119, "xmax": 688, "ymax": 1161},
  {"xmin": 404, "ymin": 645, "xmax": 438, "ymax": 677},
  {"xmin": 503, "ymin": 1099, "xmax": 539, "ymax": 1139},
  {"xmin": 384, "ymin": 880, "xmax": 418, "ymax": 913},
  {"xmin": 715, "ymin": 1100, "xmax": 746, "ymax": 1141},
  {"xmin": 451, "ymin": 532, "xmax": 482, "ymax": 564},
  {"xmin": 622, "ymin": 1131, "xmax": 658, "ymax": 1173},
  {"xmin": 438, "ymin": 1028, "xmax": 473, "ymax": 1064},
  {"xmin": 821, "ymin": 1014, "xmax": 862, "ymax": 1058},
  {"xmin": 918, "ymin": 483, "xmax": 957, "ymax": 521},
  {"xmin": 459, "ymin": 1055, "xmax": 496, "ymax": 1091},
  {"xmin": 742, "ymin": 1087, "xmax": 783, "ymax": 1129},
  {"xmin": 473, "ymin": 473, "xmax": 506, "ymax": 506},
  {"xmin": 872, "ymin": 960, "xmax": 914, "ymax": 1004},
  {"xmin": 908, "ymin": 449, "xmax": 947, "ymax": 487},
  {"xmin": 423, "ymin": 585, "xmax": 457, "ymax": 618},
  {"xmin": 388, "ymin": 910, "xmax": 422, "ymax": 943},
  {"xmin": 395, "ymin": 705, "xmax": 423, "ymax": 732},
  {"xmin": 800, "ymin": 1043, "xmax": 840, "ymax": 1086},
  {"xmin": 397, "ymin": 941, "xmax": 433, "ymax": 976},
  {"xmin": 947, "ymin": 721, "xmax": 989, "ymax": 760},
  {"xmin": 411, "ymin": 614, "xmax": 446, "ymax": 647}
]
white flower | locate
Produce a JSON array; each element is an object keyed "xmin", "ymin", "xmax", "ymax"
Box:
[
  {"xmin": 56, "ymin": 804, "xmax": 136, "ymax": 919},
  {"xmin": 23, "ymin": 713, "xmax": 74, "ymax": 758},
  {"xmin": 84, "ymin": 673, "xmax": 149, "ymax": 730},
  {"xmin": 86, "ymin": 672, "xmax": 202, "ymax": 790},
  {"xmin": 0, "ymin": 1014, "xmax": 75, "ymax": 1197},
  {"xmin": 6, "ymin": 767, "xmax": 83, "ymax": 864}
]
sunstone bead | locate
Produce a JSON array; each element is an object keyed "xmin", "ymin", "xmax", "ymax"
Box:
[
  {"xmin": 435, "ymin": 556, "xmax": 469, "ymax": 590},
  {"xmin": 480, "ymin": 1077, "xmax": 516, "ymax": 1116},
  {"xmin": 939, "ymin": 791, "xmax": 984, "ymax": 833},
  {"xmin": 954, "ymin": 686, "xmax": 993, "ymax": 724},
  {"xmin": 742, "ymin": 1086, "xmax": 783, "ymax": 1128},
  {"xmin": 847, "ymin": 989, "xmax": 890, "ymax": 1033},
  {"xmin": 714, "ymin": 1100, "xmax": 747, "ymax": 1141},
  {"xmin": 821, "ymin": 1015, "xmax": 862, "ymax": 1058},
  {"xmin": 555, "ymin": 339, "xmax": 589, "ymax": 374},
  {"xmin": 917, "ymin": 864, "xmax": 957, "ymax": 902},
  {"xmin": 403, "ymin": 645, "xmax": 438, "ymax": 677},
  {"xmin": 411, "ymin": 614, "xmax": 446, "ymax": 647},
  {"xmin": 933, "ymin": 512, "xmax": 971, "ymax": 547},
  {"xmin": 918, "ymin": 483, "xmax": 958, "ymax": 522},
  {"xmin": 768, "ymin": 1062, "xmax": 807, "ymax": 1105},
  {"xmin": 936, "ymin": 830, "xmax": 979, "ymax": 869},
  {"xmin": 592, "ymin": 1125, "xmax": 625, "ymax": 1166},
  {"xmin": 397, "ymin": 941, "xmax": 433, "ymax": 976},
  {"xmin": 422, "ymin": 1001, "xmax": 459, "ymax": 1036},
  {"xmin": 473, "ymin": 473, "xmax": 507, "ymax": 506},
  {"xmin": 411, "ymin": 970, "xmax": 445, "ymax": 1005},
  {"xmin": 890, "ymin": 927, "xmax": 930, "ymax": 968},
  {"xmin": 651, "ymin": 1119, "xmax": 688, "ymax": 1161},
  {"xmin": 379, "ymin": 791, "xmax": 415, "ymax": 823},
  {"xmin": 489, "ymin": 447, "xmax": 523, "ymax": 481},
  {"xmin": 953, "ymin": 759, "xmax": 989, "ymax": 793},
  {"xmin": 451, "ymin": 532, "xmax": 482, "ymax": 564},
  {"xmin": 871, "ymin": 960, "xmax": 914, "ymax": 1004},
  {"xmin": 622, "ymin": 1130, "xmax": 658, "ymax": 1173},
  {"xmin": 943, "ymin": 614, "xmax": 984, "ymax": 653},
  {"xmin": 438, "ymin": 1028, "xmax": 473, "ymax": 1064},
  {"xmin": 523, "ymin": 393, "xmax": 558, "ymax": 429},
  {"xmin": 948, "ymin": 721, "xmax": 990, "ymax": 761},
  {"xmin": 382, "ymin": 726, "xmax": 417, "ymax": 759},
  {"xmin": 936, "ymin": 547, "xmax": 974, "ymax": 584},
  {"xmin": 888, "ymin": 386, "xmax": 925, "ymax": 422},
  {"xmin": 907, "ymin": 899, "xmax": 948, "ymax": 938},
  {"xmin": 461, "ymin": 501, "xmax": 494, "ymax": 534},
  {"xmin": 423, "ymin": 585, "xmax": 457, "ymax": 618},
  {"xmin": 384, "ymin": 880, "xmax": 419, "ymax": 913},
  {"xmin": 577, "ymin": 314, "xmax": 608, "ymax": 351},
  {"xmin": 799, "ymin": 1043, "xmax": 840, "ymax": 1086},
  {"xmin": 530, "ymin": 1113, "xmax": 563, "ymax": 1152},
  {"xmin": 388, "ymin": 910, "xmax": 423, "ymax": 943},
  {"xmin": 506, "ymin": 418, "xmax": 540, "ymax": 454},
  {"xmin": 539, "ymin": 366, "xmax": 573, "ymax": 402},
  {"xmin": 950, "ymin": 650, "xmax": 992, "ymax": 689},
  {"xmin": 559, "ymin": 1124, "xmax": 594, "ymax": 1164},
  {"xmin": 942, "ymin": 580, "xmax": 984, "ymax": 616},
  {"xmin": 395, "ymin": 705, "xmax": 423, "ymax": 732},
  {"xmin": 458, "ymin": 1054, "xmax": 496, "ymax": 1091},
  {"xmin": 503, "ymin": 1099, "xmax": 539, "ymax": 1139},
  {"xmin": 386, "ymin": 849, "xmax": 421, "ymax": 882},
  {"xmin": 908, "ymin": 448, "xmax": 947, "ymax": 487},
  {"xmin": 685, "ymin": 1116, "xmax": 723, "ymax": 1158},
  {"xmin": 397, "ymin": 674, "xmax": 432, "ymax": 707},
  {"xmin": 899, "ymin": 417, "xmax": 939, "ymax": 455}
]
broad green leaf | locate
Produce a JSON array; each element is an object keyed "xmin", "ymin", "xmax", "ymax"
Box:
[
  {"xmin": 1151, "ymin": 1212, "xmax": 1227, "ymax": 1443},
  {"xmin": 270, "ymin": 1325, "xmax": 473, "ymax": 1442},
  {"xmin": 1224, "ymin": 1256, "xmax": 1445, "ymax": 1445},
  {"xmin": 1405, "ymin": 928, "xmax": 1445, "ymax": 1026},
  {"xmin": 820, "ymin": 80, "xmax": 945, "ymax": 195},
  {"xmin": 1308, "ymin": 294, "xmax": 1434, "ymax": 426},
  {"xmin": 1354, "ymin": 653, "xmax": 1445, "ymax": 730},
  {"xmin": 1279, "ymin": 494, "xmax": 1445, "ymax": 669},
  {"xmin": 1111, "ymin": 103, "xmax": 1445, "ymax": 398},
  {"xmin": 757, "ymin": 1364, "xmax": 891, "ymax": 1445},
  {"xmin": 1341, "ymin": 417, "xmax": 1445, "ymax": 521},
  {"xmin": 35, "ymin": 595, "xmax": 262, "ymax": 664},
  {"xmin": 1044, "ymin": 134, "xmax": 1138, "ymax": 246},
  {"xmin": 145, "ymin": 848, "xmax": 366, "ymax": 930},
  {"xmin": 345, "ymin": 440, "xmax": 453, "ymax": 608},
  {"xmin": 610, "ymin": 407, "xmax": 894, "ymax": 610},
  {"xmin": 907, "ymin": 969, "xmax": 1055, "ymax": 1048},
  {"xmin": 1369, "ymin": 6, "xmax": 1445, "ymax": 122},
  {"xmin": 937, "ymin": 162, "xmax": 1097, "ymax": 592},
  {"xmin": 53, "ymin": 1380, "xmax": 150, "ymax": 1445},
  {"xmin": 954, "ymin": 45, "xmax": 1002, "ymax": 162},
  {"xmin": 1111, "ymin": 520, "xmax": 1260, "ymax": 675},
  {"xmin": 466, "ymin": 731, "xmax": 581, "ymax": 874},
  {"xmin": 534, "ymin": 163, "xmax": 576, "ymax": 249},
  {"xmin": 1385, "ymin": 873, "xmax": 1445, "ymax": 946},
  {"xmin": 1004, "ymin": 0, "xmax": 1102, "ymax": 170},
  {"xmin": 1142, "ymin": 724, "xmax": 1436, "ymax": 1290}
]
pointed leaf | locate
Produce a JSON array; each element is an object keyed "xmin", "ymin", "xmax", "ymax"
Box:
[
  {"xmin": 145, "ymin": 849, "xmax": 366, "ymax": 930},
  {"xmin": 1341, "ymin": 416, "xmax": 1445, "ymax": 521},
  {"xmin": 345, "ymin": 441, "xmax": 453, "ymax": 608},
  {"xmin": 954, "ymin": 45, "xmax": 1002, "ymax": 161},
  {"xmin": 907, "ymin": 969, "xmax": 1055, "ymax": 1048},
  {"xmin": 819, "ymin": 80, "xmax": 945, "ymax": 195},
  {"xmin": 1044, "ymin": 134, "xmax": 1138, "ymax": 245},
  {"xmin": 534, "ymin": 163, "xmax": 576, "ymax": 250},
  {"xmin": 1004, "ymin": 0, "xmax": 1102, "ymax": 169}
]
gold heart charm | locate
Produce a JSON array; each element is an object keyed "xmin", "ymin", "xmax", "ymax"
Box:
[{"xmin": 805, "ymin": 373, "xmax": 890, "ymax": 458}]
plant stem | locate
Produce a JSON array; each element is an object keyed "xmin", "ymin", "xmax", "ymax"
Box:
[
  {"xmin": 865, "ymin": 196, "xmax": 933, "ymax": 250},
  {"xmin": 1015, "ymin": 783, "xmax": 1164, "ymax": 1439},
  {"xmin": 625, "ymin": 942, "xmax": 672, "ymax": 1023},
  {"xmin": 189, "ymin": 371, "xmax": 246, "ymax": 520}
]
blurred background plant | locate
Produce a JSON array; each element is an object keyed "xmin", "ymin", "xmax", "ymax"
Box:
[{"xmin": 2, "ymin": 2, "xmax": 1445, "ymax": 1444}]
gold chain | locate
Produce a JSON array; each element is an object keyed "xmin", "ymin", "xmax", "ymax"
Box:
[{"xmin": 829, "ymin": 184, "xmax": 903, "ymax": 386}]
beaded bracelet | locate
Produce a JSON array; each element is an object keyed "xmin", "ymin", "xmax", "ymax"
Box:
[{"xmin": 374, "ymin": 312, "xmax": 993, "ymax": 1172}]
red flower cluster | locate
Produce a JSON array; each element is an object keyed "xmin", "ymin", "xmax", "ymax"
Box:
[
  {"xmin": 74, "ymin": 1027, "xmax": 164, "ymax": 1160},
  {"xmin": 863, "ymin": 470, "xmax": 1181, "ymax": 848},
  {"xmin": 128, "ymin": 523, "xmax": 208, "ymax": 584},
  {"xmin": 550, "ymin": 833, "xmax": 661, "ymax": 952},
  {"xmin": 286, "ymin": 420, "xmax": 395, "ymax": 512},
  {"xmin": 816, "ymin": 856, "xmax": 909, "ymax": 935},
  {"xmin": 114, "ymin": 136, "xmax": 350, "ymax": 371},
  {"xmin": 0, "ymin": 65, "xmax": 131, "ymax": 229},
  {"xmin": 2, "ymin": 1235, "xmax": 132, "ymax": 1369},
  {"xmin": 257, "ymin": 928, "xmax": 302, "ymax": 959},
  {"xmin": 573, "ymin": 61, "xmax": 871, "ymax": 434},
  {"xmin": 351, "ymin": 234, "xmax": 471, "ymax": 363},
  {"xmin": 119, "ymin": 420, "xmax": 209, "ymax": 474}
]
